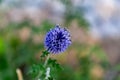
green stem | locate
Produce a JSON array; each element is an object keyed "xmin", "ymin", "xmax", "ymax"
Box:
[
  {"xmin": 35, "ymin": 71, "xmax": 42, "ymax": 80},
  {"xmin": 44, "ymin": 54, "xmax": 50, "ymax": 67},
  {"xmin": 35, "ymin": 54, "xmax": 50, "ymax": 80}
]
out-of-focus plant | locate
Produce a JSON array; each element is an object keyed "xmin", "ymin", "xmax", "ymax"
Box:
[
  {"xmin": 60, "ymin": 0, "xmax": 89, "ymax": 29},
  {"xmin": 0, "ymin": 20, "xmax": 55, "ymax": 80},
  {"xmin": 0, "ymin": 0, "xmax": 3, "ymax": 4},
  {"xmin": 50, "ymin": 43, "xmax": 109, "ymax": 80}
]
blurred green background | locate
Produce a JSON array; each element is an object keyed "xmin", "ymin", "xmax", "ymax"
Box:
[{"xmin": 0, "ymin": 0, "xmax": 120, "ymax": 80}]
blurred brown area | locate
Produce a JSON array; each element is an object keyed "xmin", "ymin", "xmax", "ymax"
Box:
[{"xmin": 100, "ymin": 37, "xmax": 120, "ymax": 65}]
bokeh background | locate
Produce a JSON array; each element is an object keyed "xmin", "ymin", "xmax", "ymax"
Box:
[{"xmin": 0, "ymin": 0, "xmax": 120, "ymax": 80}]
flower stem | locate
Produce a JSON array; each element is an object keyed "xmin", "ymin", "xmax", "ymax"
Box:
[
  {"xmin": 35, "ymin": 72, "xmax": 42, "ymax": 80},
  {"xmin": 16, "ymin": 68, "xmax": 23, "ymax": 80},
  {"xmin": 44, "ymin": 54, "xmax": 50, "ymax": 67},
  {"xmin": 35, "ymin": 54, "xmax": 50, "ymax": 80}
]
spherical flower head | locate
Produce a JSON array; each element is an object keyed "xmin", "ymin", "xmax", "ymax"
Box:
[{"xmin": 44, "ymin": 25, "xmax": 71, "ymax": 54}]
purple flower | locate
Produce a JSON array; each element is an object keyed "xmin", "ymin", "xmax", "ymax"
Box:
[{"xmin": 44, "ymin": 25, "xmax": 71, "ymax": 54}]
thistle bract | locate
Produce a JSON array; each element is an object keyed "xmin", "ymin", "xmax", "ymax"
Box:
[{"xmin": 44, "ymin": 25, "xmax": 71, "ymax": 54}]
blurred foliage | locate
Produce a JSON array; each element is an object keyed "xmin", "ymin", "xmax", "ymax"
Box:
[
  {"xmin": 0, "ymin": 20, "xmax": 55, "ymax": 80},
  {"xmin": 0, "ymin": 0, "xmax": 3, "ymax": 4},
  {"xmin": 6, "ymin": 20, "xmax": 54, "ymax": 34},
  {"xmin": 115, "ymin": 64, "xmax": 120, "ymax": 71},
  {"xmin": 114, "ymin": 64, "xmax": 120, "ymax": 80},
  {"xmin": 60, "ymin": 0, "xmax": 89, "ymax": 29}
]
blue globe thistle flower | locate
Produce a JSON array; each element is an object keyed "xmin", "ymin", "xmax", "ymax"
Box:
[{"xmin": 44, "ymin": 25, "xmax": 71, "ymax": 54}]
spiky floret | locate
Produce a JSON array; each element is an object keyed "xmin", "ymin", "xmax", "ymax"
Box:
[{"xmin": 44, "ymin": 25, "xmax": 71, "ymax": 54}]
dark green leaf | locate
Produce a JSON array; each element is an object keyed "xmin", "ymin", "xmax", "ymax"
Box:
[{"xmin": 41, "ymin": 50, "xmax": 50, "ymax": 58}]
